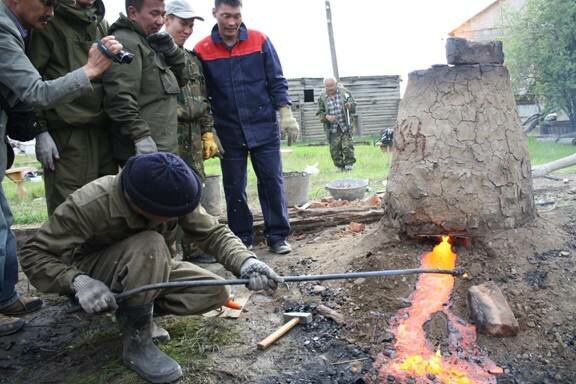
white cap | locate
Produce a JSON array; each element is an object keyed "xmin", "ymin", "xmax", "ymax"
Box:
[{"xmin": 165, "ymin": 0, "xmax": 204, "ymax": 21}]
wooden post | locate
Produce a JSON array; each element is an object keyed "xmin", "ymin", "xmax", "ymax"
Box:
[{"xmin": 325, "ymin": 0, "xmax": 339, "ymax": 81}]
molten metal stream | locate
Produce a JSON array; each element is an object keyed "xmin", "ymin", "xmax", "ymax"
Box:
[{"xmin": 374, "ymin": 236, "xmax": 502, "ymax": 383}]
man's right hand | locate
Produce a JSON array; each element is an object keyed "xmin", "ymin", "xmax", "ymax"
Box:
[
  {"xmin": 326, "ymin": 115, "xmax": 337, "ymax": 123},
  {"xmin": 83, "ymin": 36, "xmax": 124, "ymax": 80},
  {"xmin": 146, "ymin": 32, "xmax": 179, "ymax": 58},
  {"xmin": 135, "ymin": 135, "xmax": 158, "ymax": 155},
  {"xmin": 72, "ymin": 275, "xmax": 118, "ymax": 314}
]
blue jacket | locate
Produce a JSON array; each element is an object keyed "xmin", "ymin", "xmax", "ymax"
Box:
[{"xmin": 194, "ymin": 24, "xmax": 290, "ymax": 149}]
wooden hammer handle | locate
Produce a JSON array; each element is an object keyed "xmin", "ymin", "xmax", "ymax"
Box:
[{"xmin": 257, "ymin": 317, "xmax": 300, "ymax": 350}]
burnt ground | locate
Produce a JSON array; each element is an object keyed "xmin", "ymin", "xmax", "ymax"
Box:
[{"xmin": 1, "ymin": 174, "xmax": 576, "ymax": 384}]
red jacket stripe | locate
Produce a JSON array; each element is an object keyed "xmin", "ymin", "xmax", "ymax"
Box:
[{"xmin": 195, "ymin": 30, "xmax": 267, "ymax": 61}]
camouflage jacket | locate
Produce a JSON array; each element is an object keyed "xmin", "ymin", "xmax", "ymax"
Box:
[{"xmin": 177, "ymin": 50, "xmax": 215, "ymax": 180}]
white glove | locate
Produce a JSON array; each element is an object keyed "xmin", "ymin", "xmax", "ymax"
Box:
[
  {"xmin": 279, "ymin": 106, "xmax": 299, "ymax": 143},
  {"xmin": 72, "ymin": 274, "xmax": 118, "ymax": 314},
  {"xmin": 135, "ymin": 135, "xmax": 157, "ymax": 155},
  {"xmin": 35, "ymin": 132, "xmax": 60, "ymax": 171},
  {"xmin": 239, "ymin": 258, "xmax": 284, "ymax": 291}
]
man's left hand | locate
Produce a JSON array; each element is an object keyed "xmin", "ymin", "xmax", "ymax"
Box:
[
  {"xmin": 146, "ymin": 31, "xmax": 178, "ymax": 57},
  {"xmin": 239, "ymin": 258, "xmax": 284, "ymax": 291},
  {"xmin": 279, "ymin": 106, "xmax": 299, "ymax": 144},
  {"xmin": 344, "ymin": 102, "xmax": 353, "ymax": 110},
  {"xmin": 201, "ymin": 132, "xmax": 220, "ymax": 159}
]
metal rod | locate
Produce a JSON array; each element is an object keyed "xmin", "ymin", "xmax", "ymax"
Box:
[{"xmin": 115, "ymin": 268, "xmax": 462, "ymax": 302}]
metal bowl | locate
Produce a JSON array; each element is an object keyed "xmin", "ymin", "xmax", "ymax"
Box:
[{"xmin": 325, "ymin": 178, "xmax": 369, "ymax": 201}]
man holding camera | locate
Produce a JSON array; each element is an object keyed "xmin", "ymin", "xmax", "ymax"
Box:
[
  {"xmin": 102, "ymin": 0, "xmax": 188, "ymax": 165},
  {"xmin": 0, "ymin": 0, "xmax": 123, "ymax": 336},
  {"xmin": 28, "ymin": 0, "xmax": 118, "ymax": 215}
]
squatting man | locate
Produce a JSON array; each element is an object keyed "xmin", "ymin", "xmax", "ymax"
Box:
[{"xmin": 20, "ymin": 152, "xmax": 283, "ymax": 384}]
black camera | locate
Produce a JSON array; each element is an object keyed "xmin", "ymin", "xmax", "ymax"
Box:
[{"xmin": 97, "ymin": 40, "xmax": 134, "ymax": 65}]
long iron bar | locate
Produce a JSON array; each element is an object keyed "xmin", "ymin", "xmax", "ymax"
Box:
[{"xmin": 115, "ymin": 267, "xmax": 463, "ymax": 302}]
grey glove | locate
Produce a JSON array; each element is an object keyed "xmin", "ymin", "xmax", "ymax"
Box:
[
  {"xmin": 239, "ymin": 258, "xmax": 284, "ymax": 291},
  {"xmin": 72, "ymin": 274, "xmax": 118, "ymax": 314},
  {"xmin": 135, "ymin": 135, "xmax": 158, "ymax": 155},
  {"xmin": 146, "ymin": 31, "xmax": 178, "ymax": 58},
  {"xmin": 35, "ymin": 131, "xmax": 60, "ymax": 171}
]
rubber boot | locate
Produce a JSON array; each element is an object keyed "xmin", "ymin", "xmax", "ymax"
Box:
[
  {"xmin": 116, "ymin": 304, "xmax": 182, "ymax": 383},
  {"xmin": 152, "ymin": 320, "xmax": 171, "ymax": 343}
]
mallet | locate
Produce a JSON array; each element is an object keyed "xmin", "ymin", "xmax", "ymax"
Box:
[{"xmin": 257, "ymin": 312, "xmax": 313, "ymax": 350}]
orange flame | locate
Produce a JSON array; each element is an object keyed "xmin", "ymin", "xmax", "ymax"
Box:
[{"xmin": 373, "ymin": 236, "xmax": 502, "ymax": 383}]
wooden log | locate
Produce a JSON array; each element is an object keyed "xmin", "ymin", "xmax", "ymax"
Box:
[
  {"xmin": 316, "ymin": 304, "xmax": 346, "ymax": 325},
  {"xmin": 532, "ymin": 153, "xmax": 576, "ymax": 178}
]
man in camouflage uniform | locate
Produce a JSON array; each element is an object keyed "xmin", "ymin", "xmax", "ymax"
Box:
[
  {"xmin": 165, "ymin": 0, "xmax": 221, "ymax": 263},
  {"xmin": 28, "ymin": 0, "xmax": 117, "ymax": 215},
  {"xmin": 317, "ymin": 78, "xmax": 357, "ymax": 171}
]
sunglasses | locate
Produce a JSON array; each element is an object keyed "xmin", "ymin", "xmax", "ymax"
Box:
[{"xmin": 42, "ymin": 0, "xmax": 59, "ymax": 7}]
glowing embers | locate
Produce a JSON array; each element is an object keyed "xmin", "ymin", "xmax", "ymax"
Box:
[{"xmin": 374, "ymin": 237, "xmax": 502, "ymax": 383}]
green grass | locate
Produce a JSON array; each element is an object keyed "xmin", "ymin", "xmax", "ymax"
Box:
[
  {"xmin": 203, "ymin": 139, "xmax": 392, "ymax": 200},
  {"xmin": 5, "ymin": 136, "xmax": 576, "ymax": 225},
  {"xmin": 527, "ymin": 137, "xmax": 576, "ymax": 173}
]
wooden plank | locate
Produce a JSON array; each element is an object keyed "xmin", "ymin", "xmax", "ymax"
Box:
[{"xmin": 203, "ymin": 292, "xmax": 251, "ymax": 319}]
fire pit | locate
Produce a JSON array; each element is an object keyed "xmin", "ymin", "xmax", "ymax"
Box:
[{"xmin": 325, "ymin": 179, "xmax": 369, "ymax": 201}]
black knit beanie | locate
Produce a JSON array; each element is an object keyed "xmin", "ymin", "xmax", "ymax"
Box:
[{"xmin": 121, "ymin": 152, "xmax": 202, "ymax": 217}]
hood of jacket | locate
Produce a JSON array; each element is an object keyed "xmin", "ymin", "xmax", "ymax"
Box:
[{"xmin": 55, "ymin": 0, "xmax": 105, "ymax": 26}]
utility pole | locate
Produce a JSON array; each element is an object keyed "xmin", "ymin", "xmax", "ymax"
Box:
[{"xmin": 324, "ymin": 0, "xmax": 340, "ymax": 81}]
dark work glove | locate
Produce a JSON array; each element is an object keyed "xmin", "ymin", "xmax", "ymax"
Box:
[
  {"xmin": 239, "ymin": 258, "xmax": 284, "ymax": 291},
  {"xmin": 35, "ymin": 131, "xmax": 60, "ymax": 171},
  {"xmin": 147, "ymin": 31, "xmax": 179, "ymax": 58}
]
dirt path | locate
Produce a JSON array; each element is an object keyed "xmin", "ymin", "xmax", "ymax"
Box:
[{"xmin": 1, "ymin": 175, "xmax": 575, "ymax": 384}]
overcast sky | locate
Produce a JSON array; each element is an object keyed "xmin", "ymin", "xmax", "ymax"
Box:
[{"xmin": 102, "ymin": 0, "xmax": 495, "ymax": 90}]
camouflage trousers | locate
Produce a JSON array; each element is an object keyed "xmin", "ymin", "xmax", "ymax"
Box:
[{"xmin": 328, "ymin": 130, "xmax": 356, "ymax": 169}]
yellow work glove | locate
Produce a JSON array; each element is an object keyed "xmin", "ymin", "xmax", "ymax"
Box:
[
  {"xmin": 201, "ymin": 132, "xmax": 220, "ymax": 160},
  {"xmin": 279, "ymin": 106, "xmax": 299, "ymax": 145}
]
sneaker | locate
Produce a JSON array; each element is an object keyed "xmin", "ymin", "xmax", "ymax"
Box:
[
  {"xmin": 268, "ymin": 240, "xmax": 292, "ymax": 255},
  {"xmin": 0, "ymin": 296, "xmax": 43, "ymax": 316},
  {"xmin": 344, "ymin": 164, "xmax": 353, "ymax": 171},
  {"xmin": 0, "ymin": 313, "xmax": 25, "ymax": 337}
]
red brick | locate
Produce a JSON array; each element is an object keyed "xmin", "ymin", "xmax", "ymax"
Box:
[{"xmin": 468, "ymin": 282, "xmax": 519, "ymax": 337}]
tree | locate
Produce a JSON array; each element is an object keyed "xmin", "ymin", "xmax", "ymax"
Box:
[{"xmin": 504, "ymin": 0, "xmax": 576, "ymax": 128}]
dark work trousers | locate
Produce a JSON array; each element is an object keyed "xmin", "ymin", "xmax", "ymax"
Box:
[{"xmin": 220, "ymin": 141, "xmax": 290, "ymax": 247}]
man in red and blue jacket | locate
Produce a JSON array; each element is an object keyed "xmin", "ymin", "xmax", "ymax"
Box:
[{"xmin": 194, "ymin": 0, "xmax": 299, "ymax": 254}]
